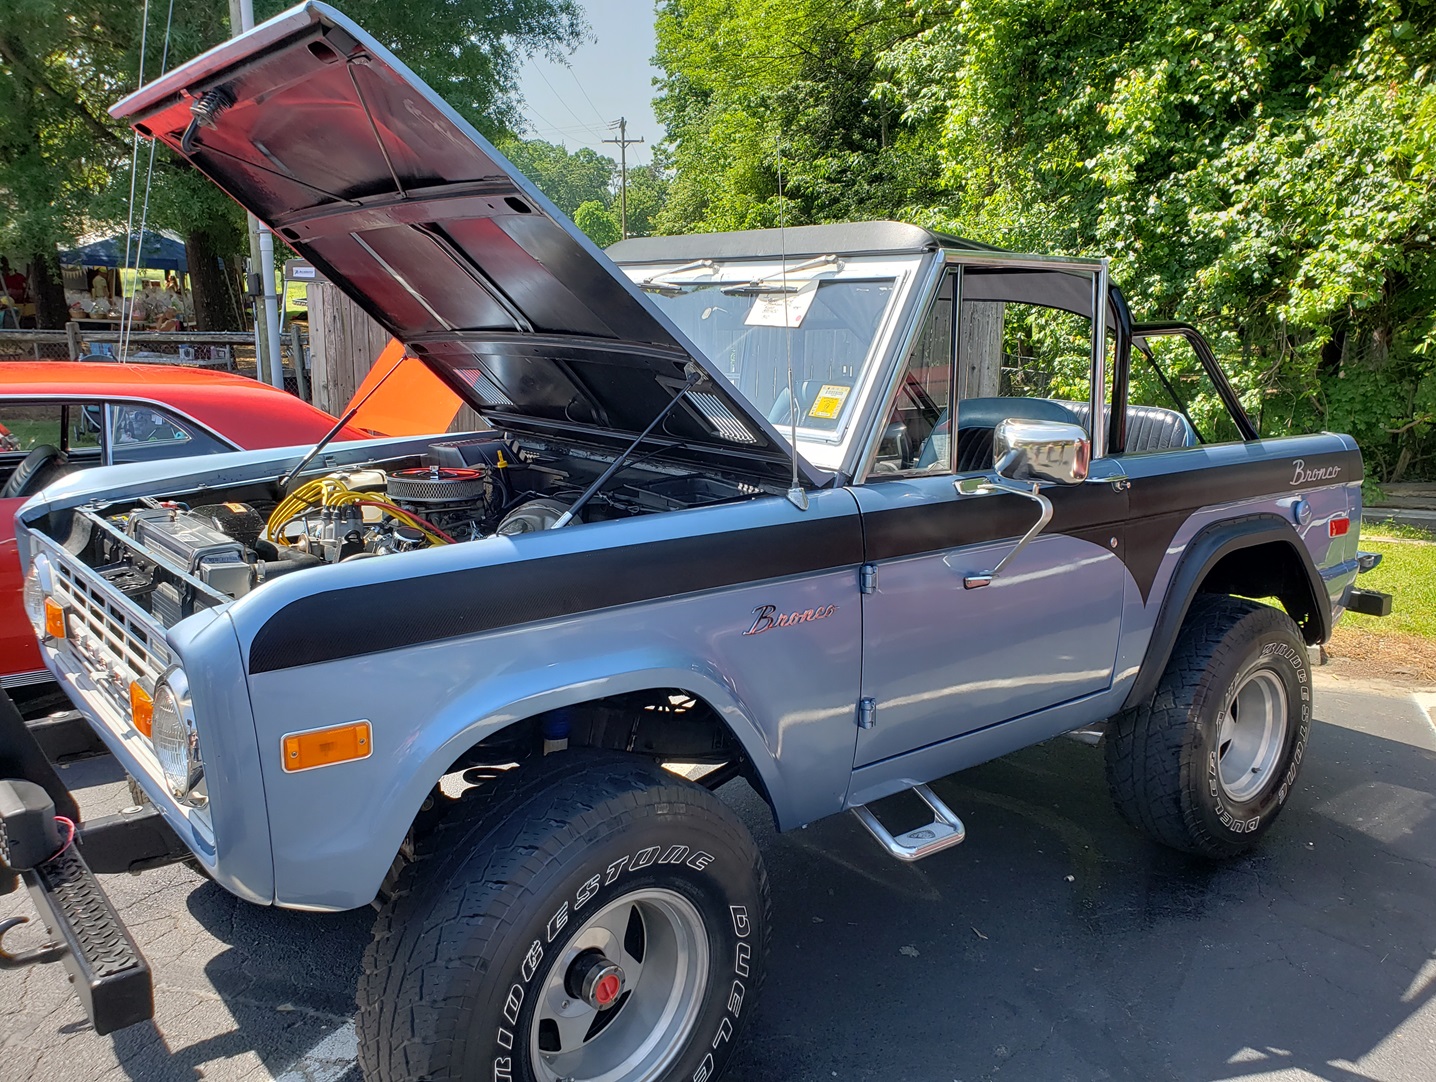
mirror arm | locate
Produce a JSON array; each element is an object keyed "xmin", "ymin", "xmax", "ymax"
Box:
[{"xmin": 953, "ymin": 474, "xmax": 1053, "ymax": 589}]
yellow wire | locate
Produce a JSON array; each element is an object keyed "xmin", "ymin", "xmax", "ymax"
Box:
[{"xmin": 266, "ymin": 477, "xmax": 449, "ymax": 547}]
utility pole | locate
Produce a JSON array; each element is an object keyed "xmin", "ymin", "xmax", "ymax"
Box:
[
  {"xmin": 227, "ymin": 0, "xmax": 284, "ymax": 391},
  {"xmin": 602, "ymin": 118, "xmax": 644, "ymax": 239}
]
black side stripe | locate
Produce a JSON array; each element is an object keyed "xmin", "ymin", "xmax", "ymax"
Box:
[
  {"xmin": 248, "ymin": 448, "xmax": 1362, "ymax": 673},
  {"xmin": 249, "ymin": 517, "xmax": 865, "ymax": 673},
  {"xmin": 862, "ymin": 448, "xmax": 1362, "ymax": 601}
]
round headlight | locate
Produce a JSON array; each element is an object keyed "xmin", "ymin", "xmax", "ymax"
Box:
[
  {"xmin": 23, "ymin": 553, "xmax": 52, "ymax": 636},
  {"xmin": 152, "ymin": 670, "xmax": 203, "ymax": 801}
]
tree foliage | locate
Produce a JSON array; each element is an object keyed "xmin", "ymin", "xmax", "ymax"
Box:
[
  {"xmin": 0, "ymin": 0, "xmax": 585, "ymax": 325},
  {"xmin": 499, "ymin": 138, "xmax": 616, "ymax": 216},
  {"xmin": 654, "ymin": 0, "xmax": 1436, "ymax": 479},
  {"xmin": 652, "ymin": 0, "xmax": 945, "ymax": 233},
  {"xmin": 574, "ymin": 199, "xmax": 622, "ymax": 246}
]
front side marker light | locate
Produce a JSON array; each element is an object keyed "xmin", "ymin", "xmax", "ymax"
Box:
[
  {"xmin": 130, "ymin": 682, "xmax": 154, "ymax": 738},
  {"xmin": 282, "ymin": 722, "xmax": 372, "ymax": 772},
  {"xmin": 43, "ymin": 598, "xmax": 67, "ymax": 640}
]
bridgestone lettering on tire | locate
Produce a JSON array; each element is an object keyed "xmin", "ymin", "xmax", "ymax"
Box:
[
  {"xmin": 1105, "ymin": 595, "xmax": 1311, "ymax": 858},
  {"xmin": 357, "ymin": 751, "xmax": 770, "ymax": 1082}
]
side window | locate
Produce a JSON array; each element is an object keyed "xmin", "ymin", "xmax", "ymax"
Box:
[
  {"xmin": 953, "ymin": 266, "xmax": 1097, "ymax": 473},
  {"xmin": 0, "ymin": 403, "xmax": 63, "ymax": 454},
  {"xmin": 109, "ymin": 404, "xmax": 231, "ymax": 463},
  {"xmin": 867, "ymin": 273, "xmax": 955, "ymax": 476},
  {"xmin": 69, "ymin": 404, "xmax": 103, "ymax": 451},
  {"xmin": 1124, "ymin": 334, "xmax": 1238, "ymax": 451}
]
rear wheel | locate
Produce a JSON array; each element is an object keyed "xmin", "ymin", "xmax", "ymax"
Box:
[
  {"xmin": 357, "ymin": 751, "xmax": 769, "ymax": 1082},
  {"xmin": 1105, "ymin": 596, "xmax": 1311, "ymax": 858}
]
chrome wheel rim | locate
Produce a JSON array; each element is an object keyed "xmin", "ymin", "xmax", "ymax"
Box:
[
  {"xmin": 530, "ymin": 887, "xmax": 709, "ymax": 1082},
  {"xmin": 1217, "ymin": 667, "xmax": 1289, "ymax": 803}
]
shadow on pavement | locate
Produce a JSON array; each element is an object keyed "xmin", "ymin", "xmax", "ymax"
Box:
[
  {"xmin": 65, "ymin": 692, "xmax": 1436, "ymax": 1082},
  {"xmin": 727, "ymin": 710, "xmax": 1436, "ymax": 1082}
]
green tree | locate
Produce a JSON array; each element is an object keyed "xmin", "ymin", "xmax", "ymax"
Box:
[
  {"xmin": 620, "ymin": 164, "xmax": 669, "ymax": 238},
  {"xmin": 574, "ymin": 199, "xmax": 621, "ymax": 246},
  {"xmin": 654, "ymin": 0, "xmax": 1436, "ymax": 478},
  {"xmin": 0, "ymin": 0, "xmax": 585, "ymax": 327},
  {"xmin": 497, "ymin": 138, "xmax": 616, "ymax": 216},
  {"xmin": 652, "ymin": 0, "xmax": 945, "ymax": 234},
  {"xmin": 877, "ymin": 0, "xmax": 1436, "ymax": 479}
]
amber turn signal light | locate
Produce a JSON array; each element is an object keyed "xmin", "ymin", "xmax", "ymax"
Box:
[
  {"xmin": 282, "ymin": 721, "xmax": 372, "ymax": 772},
  {"xmin": 43, "ymin": 598, "xmax": 67, "ymax": 639},
  {"xmin": 129, "ymin": 682, "xmax": 154, "ymax": 738}
]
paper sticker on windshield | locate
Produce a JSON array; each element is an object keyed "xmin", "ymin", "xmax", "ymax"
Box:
[
  {"xmin": 744, "ymin": 280, "xmax": 818, "ymax": 328},
  {"xmin": 808, "ymin": 385, "xmax": 851, "ymax": 420}
]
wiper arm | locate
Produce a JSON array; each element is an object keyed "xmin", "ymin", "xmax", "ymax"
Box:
[
  {"xmin": 550, "ymin": 363, "xmax": 704, "ymax": 529},
  {"xmin": 719, "ymin": 254, "xmax": 841, "ymax": 295},
  {"xmin": 639, "ymin": 259, "xmax": 718, "ymax": 294}
]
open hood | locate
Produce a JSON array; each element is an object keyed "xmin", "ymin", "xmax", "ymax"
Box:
[{"xmin": 112, "ymin": 2, "xmax": 826, "ymax": 486}]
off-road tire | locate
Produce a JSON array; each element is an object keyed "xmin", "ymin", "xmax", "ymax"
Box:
[
  {"xmin": 1105, "ymin": 595, "xmax": 1311, "ymax": 858},
  {"xmin": 357, "ymin": 751, "xmax": 770, "ymax": 1082}
]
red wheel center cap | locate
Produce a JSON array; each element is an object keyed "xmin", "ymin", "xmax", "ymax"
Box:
[{"xmin": 594, "ymin": 972, "xmax": 622, "ymax": 1008}]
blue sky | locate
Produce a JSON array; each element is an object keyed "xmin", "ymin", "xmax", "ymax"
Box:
[{"xmin": 516, "ymin": 0, "xmax": 661, "ymax": 166}]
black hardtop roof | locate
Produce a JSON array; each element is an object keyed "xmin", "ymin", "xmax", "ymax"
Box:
[{"xmin": 606, "ymin": 221, "xmax": 1007, "ymax": 264}]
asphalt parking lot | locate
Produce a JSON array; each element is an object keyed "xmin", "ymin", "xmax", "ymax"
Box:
[{"xmin": 4, "ymin": 672, "xmax": 1435, "ymax": 1082}]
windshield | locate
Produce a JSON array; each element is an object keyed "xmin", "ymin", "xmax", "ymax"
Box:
[{"xmin": 624, "ymin": 261, "xmax": 902, "ymax": 444}]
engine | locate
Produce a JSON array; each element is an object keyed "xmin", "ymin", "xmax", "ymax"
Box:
[
  {"xmin": 86, "ymin": 435, "xmax": 758, "ymax": 628},
  {"xmin": 266, "ymin": 463, "xmax": 500, "ymax": 564}
]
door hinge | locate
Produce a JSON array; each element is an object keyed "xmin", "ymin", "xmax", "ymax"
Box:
[
  {"xmin": 856, "ymin": 697, "xmax": 877, "ymax": 729},
  {"xmin": 859, "ymin": 562, "xmax": 878, "ymax": 594}
]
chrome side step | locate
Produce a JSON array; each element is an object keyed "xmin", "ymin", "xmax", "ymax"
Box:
[{"xmin": 850, "ymin": 784, "xmax": 966, "ymax": 862}]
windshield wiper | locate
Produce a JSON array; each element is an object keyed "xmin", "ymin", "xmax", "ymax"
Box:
[
  {"xmin": 719, "ymin": 254, "xmax": 841, "ymax": 295},
  {"xmin": 639, "ymin": 259, "xmax": 718, "ymax": 294}
]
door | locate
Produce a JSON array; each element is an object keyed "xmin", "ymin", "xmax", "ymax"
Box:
[{"xmin": 853, "ymin": 262, "xmax": 1129, "ymax": 767}]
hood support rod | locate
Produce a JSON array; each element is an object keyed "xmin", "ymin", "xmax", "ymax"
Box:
[{"xmin": 549, "ymin": 365, "xmax": 705, "ymax": 529}]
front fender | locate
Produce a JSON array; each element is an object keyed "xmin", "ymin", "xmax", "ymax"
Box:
[{"xmin": 250, "ymin": 610, "xmax": 857, "ymax": 911}]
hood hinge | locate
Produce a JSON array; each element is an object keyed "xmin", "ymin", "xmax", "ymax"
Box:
[
  {"xmin": 856, "ymin": 697, "xmax": 877, "ymax": 730},
  {"xmin": 859, "ymin": 562, "xmax": 877, "ymax": 594}
]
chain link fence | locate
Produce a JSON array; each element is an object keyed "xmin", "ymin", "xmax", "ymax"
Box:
[{"xmin": 0, "ymin": 323, "xmax": 312, "ymax": 401}]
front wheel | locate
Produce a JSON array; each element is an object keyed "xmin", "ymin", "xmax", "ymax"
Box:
[
  {"xmin": 357, "ymin": 751, "xmax": 770, "ymax": 1082},
  {"xmin": 1105, "ymin": 595, "xmax": 1312, "ymax": 858}
]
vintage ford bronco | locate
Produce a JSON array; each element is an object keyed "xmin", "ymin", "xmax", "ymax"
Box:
[{"xmin": 0, "ymin": 5, "xmax": 1392, "ymax": 1080}]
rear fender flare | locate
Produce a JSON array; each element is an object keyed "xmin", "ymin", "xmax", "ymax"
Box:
[{"xmin": 1121, "ymin": 514, "xmax": 1328, "ymax": 711}]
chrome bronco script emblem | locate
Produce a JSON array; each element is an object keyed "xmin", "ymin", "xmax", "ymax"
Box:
[
  {"xmin": 745, "ymin": 603, "xmax": 838, "ymax": 636},
  {"xmin": 1290, "ymin": 459, "xmax": 1342, "ymax": 486}
]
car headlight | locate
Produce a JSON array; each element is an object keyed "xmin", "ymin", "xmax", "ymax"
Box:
[
  {"xmin": 151, "ymin": 669, "xmax": 205, "ymax": 804},
  {"xmin": 23, "ymin": 553, "xmax": 52, "ymax": 636}
]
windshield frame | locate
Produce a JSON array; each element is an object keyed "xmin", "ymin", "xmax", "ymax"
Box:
[{"xmin": 616, "ymin": 253, "xmax": 926, "ymax": 472}]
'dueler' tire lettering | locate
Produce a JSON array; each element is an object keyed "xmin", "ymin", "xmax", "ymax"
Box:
[
  {"xmin": 1105, "ymin": 595, "xmax": 1311, "ymax": 859},
  {"xmin": 357, "ymin": 751, "xmax": 770, "ymax": 1082}
]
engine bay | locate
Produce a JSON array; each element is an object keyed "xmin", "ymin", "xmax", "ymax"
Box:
[{"xmin": 61, "ymin": 433, "xmax": 765, "ymax": 629}]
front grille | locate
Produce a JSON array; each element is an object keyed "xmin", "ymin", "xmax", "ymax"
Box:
[{"xmin": 53, "ymin": 558, "xmax": 170, "ymax": 717}]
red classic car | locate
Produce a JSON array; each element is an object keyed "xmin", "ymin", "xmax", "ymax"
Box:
[{"xmin": 0, "ymin": 361, "xmax": 385, "ymax": 691}]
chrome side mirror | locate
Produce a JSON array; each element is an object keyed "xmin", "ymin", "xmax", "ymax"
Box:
[{"xmin": 992, "ymin": 419, "xmax": 1089, "ymax": 486}]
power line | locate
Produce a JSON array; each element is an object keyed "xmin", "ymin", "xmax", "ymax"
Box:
[
  {"xmin": 602, "ymin": 118, "xmax": 645, "ymax": 239},
  {"xmin": 525, "ymin": 59, "xmax": 610, "ymax": 139},
  {"xmin": 564, "ymin": 64, "xmax": 611, "ymax": 130}
]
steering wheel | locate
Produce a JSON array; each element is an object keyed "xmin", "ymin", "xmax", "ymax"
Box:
[{"xmin": 0, "ymin": 444, "xmax": 68, "ymax": 499}]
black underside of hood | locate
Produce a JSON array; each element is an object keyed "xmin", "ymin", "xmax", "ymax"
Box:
[{"xmin": 112, "ymin": 2, "xmax": 825, "ymax": 486}]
